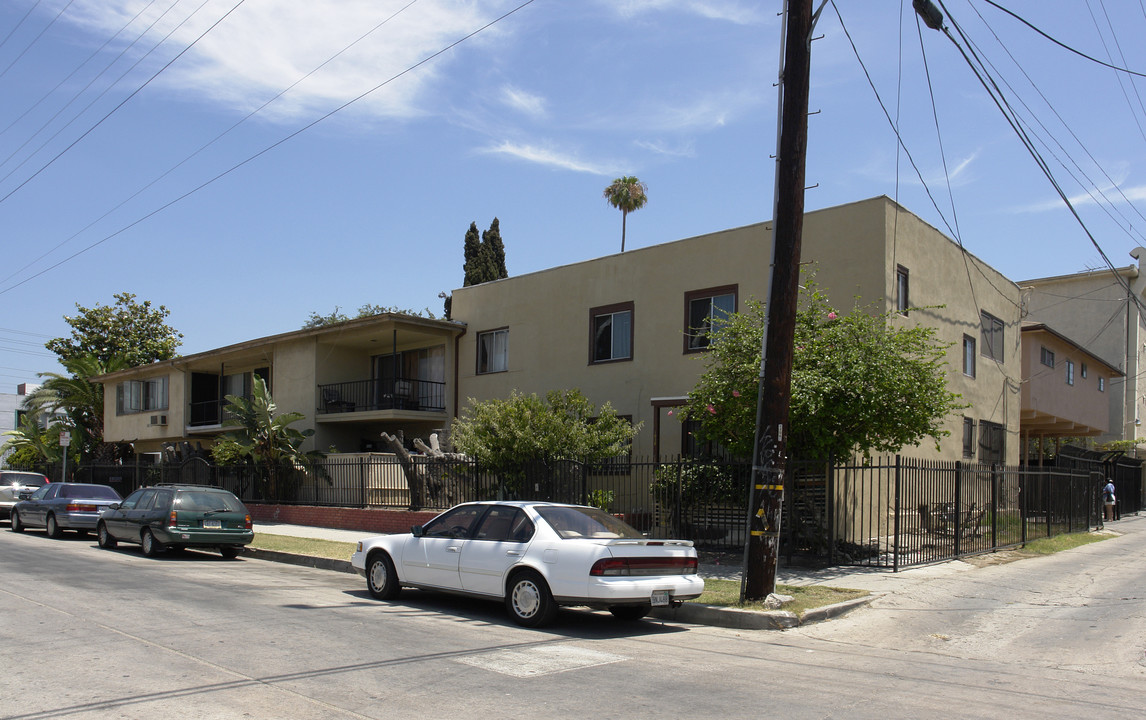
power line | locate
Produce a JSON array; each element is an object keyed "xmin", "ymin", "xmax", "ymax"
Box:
[
  {"xmin": 0, "ymin": 0, "xmax": 77, "ymax": 82},
  {"xmin": 0, "ymin": 0, "xmax": 540, "ymax": 297}
]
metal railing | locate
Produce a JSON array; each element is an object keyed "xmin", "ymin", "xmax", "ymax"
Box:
[{"xmin": 317, "ymin": 378, "xmax": 446, "ymax": 414}]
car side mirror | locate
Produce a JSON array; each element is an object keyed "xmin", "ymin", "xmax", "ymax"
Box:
[
  {"xmin": 107, "ymin": 503, "xmax": 121, "ymax": 510},
  {"xmin": 17, "ymin": 490, "xmax": 33, "ymax": 500},
  {"xmin": 411, "ymin": 525, "xmax": 424, "ymax": 537}
]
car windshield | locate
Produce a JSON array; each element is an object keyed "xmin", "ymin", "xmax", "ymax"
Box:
[
  {"xmin": 535, "ymin": 506, "xmax": 645, "ymax": 540},
  {"xmin": 59, "ymin": 485, "xmax": 120, "ymax": 500},
  {"xmin": 176, "ymin": 491, "xmax": 245, "ymax": 513}
]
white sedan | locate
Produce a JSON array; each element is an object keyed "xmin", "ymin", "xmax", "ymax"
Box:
[{"xmin": 351, "ymin": 501, "xmax": 704, "ymax": 627}]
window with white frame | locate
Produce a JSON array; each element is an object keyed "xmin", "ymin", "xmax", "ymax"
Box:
[
  {"xmin": 1040, "ymin": 346, "xmax": 1055, "ymax": 368},
  {"xmin": 477, "ymin": 328, "xmax": 508, "ymax": 374},
  {"xmin": 590, "ymin": 302, "xmax": 633, "ymax": 364},
  {"xmin": 1099, "ymin": 377, "xmax": 1106, "ymax": 392},
  {"xmin": 685, "ymin": 285, "xmax": 737, "ymax": 352},
  {"xmin": 896, "ymin": 265, "xmax": 909, "ymax": 315},
  {"xmin": 1065, "ymin": 360, "xmax": 1075, "ymax": 386}
]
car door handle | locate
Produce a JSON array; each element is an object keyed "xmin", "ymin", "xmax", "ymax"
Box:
[
  {"xmin": 447, "ymin": 546, "xmax": 461, "ymax": 553},
  {"xmin": 506, "ymin": 551, "xmax": 522, "ymax": 557}
]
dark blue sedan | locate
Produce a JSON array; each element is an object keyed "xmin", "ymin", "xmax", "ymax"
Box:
[{"xmin": 10, "ymin": 483, "xmax": 122, "ymax": 538}]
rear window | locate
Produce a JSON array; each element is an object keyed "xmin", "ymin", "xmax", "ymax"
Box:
[
  {"xmin": 176, "ymin": 491, "xmax": 245, "ymax": 513},
  {"xmin": 3, "ymin": 473, "xmax": 47, "ymax": 488},
  {"xmin": 535, "ymin": 506, "xmax": 644, "ymax": 540},
  {"xmin": 59, "ymin": 485, "xmax": 120, "ymax": 500}
]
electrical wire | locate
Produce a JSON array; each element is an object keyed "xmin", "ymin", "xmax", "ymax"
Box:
[
  {"xmin": 0, "ymin": 0, "xmax": 540, "ymax": 297},
  {"xmin": 0, "ymin": 0, "xmax": 76, "ymax": 82}
]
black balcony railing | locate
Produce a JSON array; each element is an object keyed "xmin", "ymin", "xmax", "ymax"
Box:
[{"xmin": 317, "ymin": 377, "xmax": 445, "ymax": 414}]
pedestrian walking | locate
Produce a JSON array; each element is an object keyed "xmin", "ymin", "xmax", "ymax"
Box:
[{"xmin": 1102, "ymin": 478, "xmax": 1117, "ymax": 521}]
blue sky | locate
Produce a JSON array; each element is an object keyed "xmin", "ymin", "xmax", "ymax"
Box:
[{"xmin": 3, "ymin": 0, "xmax": 1146, "ymax": 389}]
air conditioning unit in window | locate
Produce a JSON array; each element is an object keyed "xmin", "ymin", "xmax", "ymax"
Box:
[{"xmin": 149, "ymin": 414, "xmax": 167, "ymax": 427}]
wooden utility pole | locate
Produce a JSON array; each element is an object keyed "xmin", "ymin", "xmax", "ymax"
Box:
[{"xmin": 742, "ymin": 0, "xmax": 815, "ymax": 601}]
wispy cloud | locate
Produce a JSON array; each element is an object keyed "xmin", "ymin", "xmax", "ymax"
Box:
[
  {"xmin": 605, "ymin": 0, "xmax": 765, "ymax": 25},
  {"xmin": 1014, "ymin": 183, "xmax": 1146, "ymax": 213},
  {"xmin": 480, "ymin": 141, "xmax": 610, "ymax": 174},
  {"xmin": 635, "ymin": 139, "xmax": 695, "ymax": 158},
  {"xmin": 500, "ymin": 85, "xmax": 547, "ymax": 118}
]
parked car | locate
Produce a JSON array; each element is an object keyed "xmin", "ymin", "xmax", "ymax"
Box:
[
  {"xmin": 96, "ymin": 484, "xmax": 253, "ymax": 558},
  {"xmin": 350, "ymin": 501, "xmax": 704, "ymax": 627},
  {"xmin": 0, "ymin": 471, "xmax": 49, "ymax": 520},
  {"xmin": 9, "ymin": 482, "xmax": 121, "ymax": 537}
]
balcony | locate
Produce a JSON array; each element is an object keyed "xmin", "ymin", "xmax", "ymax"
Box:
[{"xmin": 318, "ymin": 378, "xmax": 445, "ymax": 415}]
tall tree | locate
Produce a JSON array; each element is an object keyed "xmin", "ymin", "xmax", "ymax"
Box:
[
  {"xmin": 22, "ymin": 354, "xmax": 131, "ymax": 465},
  {"xmin": 46, "ymin": 292, "xmax": 182, "ymax": 367},
  {"xmin": 481, "ymin": 217, "xmax": 508, "ymax": 280},
  {"xmin": 602, "ymin": 176, "xmax": 648, "ymax": 253},
  {"xmin": 684, "ymin": 281, "xmax": 964, "ymax": 461},
  {"xmin": 462, "ymin": 221, "xmax": 483, "ymax": 286}
]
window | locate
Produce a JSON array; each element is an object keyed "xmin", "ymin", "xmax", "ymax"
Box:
[
  {"xmin": 981, "ymin": 311, "xmax": 1004, "ymax": 362},
  {"xmin": 1081, "ymin": 363, "xmax": 1088, "ymax": 378},
  {"xmin": 1065, "ymin": 360, "xmax": 1075, "ymax": 386},
  {"xmin": 590, "ymin": 302, "xmax": 633, "ymax": 364},
  {"xmin": 962, "ymin": 335, "xmax": 976, "ymax": 377},
  {"xmin": 962, "ymin": 417, "xmax": 975, "ymax": 458},
  {"xmin": 477, "ymin": 328, "xmax": 508, "ymax": 374},
  {"xmin": 685, "ymin": 285, "xmax": 737, "ymax": 352},
  {"xmin": 116, "ymin": 376, "xmax": 169, "ymax": 415},
  {"xmin": 896, "ymin": 265, "xmax": 909, "ymax": 315},
  {"xmin": 1040, "ymin": 346, "xmax": 1055, "ymax": 368},
  {"xmin": 1099, "ymin": 377, "xmax": 1106, "ymax": 392},
  {"xmin": 978, "ymin": 420, "xmax": 1005, "ymax": 464}
]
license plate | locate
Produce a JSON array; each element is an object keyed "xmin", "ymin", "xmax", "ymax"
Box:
[
  {"xmin": 650, "ymin": 590, "xmax": 670, "ymax": 606},
  {"xmin": 202, "ymin": 520, "xmax": 222, "ymax": 529}
]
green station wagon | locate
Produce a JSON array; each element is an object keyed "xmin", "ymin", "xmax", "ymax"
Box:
[{"xmin": 97, "ymin": 484, "xmax": 253, "ymax": 558}]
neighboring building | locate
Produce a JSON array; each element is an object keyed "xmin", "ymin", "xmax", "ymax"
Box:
[
  {"xmin": 97, "ymin": 314, "xmax": 465, "ymax": 457},
  {"xmin": 450, "ymin": 196, "xmax": 1023, "ymax": 464},
  {"xmin": 1019, "ymin": 323, "xmax": 1123, "ymax": 455},
  {"xmin": 1019, "ymin": 250, "xmax": 1146, "ymax": 447}
]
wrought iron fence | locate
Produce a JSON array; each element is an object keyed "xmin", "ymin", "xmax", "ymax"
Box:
[{"xmin": 27, "ymin": 451, "xmax": 1127, "ymax": 570}]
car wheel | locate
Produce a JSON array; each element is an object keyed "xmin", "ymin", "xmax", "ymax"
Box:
[
  {"xmin": 9, "ymin": 510, "xmax": 24, "ymax": 533},
  {"xmin": 46, "ymin": 514, "xmax": 62, "ymax": 539},
  {"xmin": 220, "ymin": 546, "xmax": 240, "ymax": 559},
  {"xmin": 366, "ymin": 552, "xmax": 400, "ymax": 600},
  {"xmin": 505, "ymin": 570, "xmax": 557, "ymax": 627},
  {"xmin": 609, "ymin": 604, "xmax": 652, "ymax": 621},
  {"xmin": 97, "ymin": 523, "xmax": 117, "ymax": 549},
  {"xmin": 141, "ymin": 529, "xmax": 164, "ymax": 557}
]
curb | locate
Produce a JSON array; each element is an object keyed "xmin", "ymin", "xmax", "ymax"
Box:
[{"xmin": 243, "ymin": 546, "xmax": 876, "ymax": 630}]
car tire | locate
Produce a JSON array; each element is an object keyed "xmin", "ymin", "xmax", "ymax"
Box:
[
  {"xmin": 141, "ymin": 529, "xmax": 164, "ymax": 557},
  {"xmin": 97, "ymin": 523, "xmax": 117, "ymax": 549},
  {"xmin": 46, "ymin": 514, "xmax": 62, "ymax": 539},
  {"xmin": 609, "ymin": 604, "xmax": 652, "ymax": 621},
  {"xmin": 505, "ymin": 570, "xmax": 557, "ymax": 628},
  {"xmin": 220, "ymin": 546, "xmax": 240, "ymax": 559},
  {"xmin": 10, "ymin": 510, "xmax": 24, "ymax": 533},
  {"xmin": 366, "ymin": 552, "xmax": 400, "ymax": 600}
]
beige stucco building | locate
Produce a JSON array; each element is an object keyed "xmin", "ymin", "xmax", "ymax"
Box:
[
  {"xmin": 99, "ymin": 196, "xmax": 1023, "ymax": 465},
  {"xmin": 450, "ymin": 196, "xmax": 1022, "ymax": 464},
  {"xmin": 1020, "ymin": 250, "xmax": 1146, "ymax": 447}
]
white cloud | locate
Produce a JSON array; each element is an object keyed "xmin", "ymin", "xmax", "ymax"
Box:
[
  {"xmin": 1015, "ymin": 183, "xmax": 1146, "ymax": 213},
  {"xmin": 635, "ymin": 138, "xmax": 695, "ymax": 158},
  {"xmin": 480, "ymin": 141, "xmax": 610, "ymax": 174},
  {"xmin": 605, "ymin": 0, "xmax": 765, "ymax": 25},
  {"xmin": 500, "ymin": 85, "xmax": 547, "ymax": 118}
]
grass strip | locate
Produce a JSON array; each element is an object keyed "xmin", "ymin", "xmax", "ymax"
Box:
[
  {"xmin": 250, "ymin": 533, "xmax": 357, "ymax": 560},
  {"xmin": 693, "ymin": 578, "xmax": 868, "ymax": 617}
]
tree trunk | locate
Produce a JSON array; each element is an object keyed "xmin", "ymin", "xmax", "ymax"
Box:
[{"xmin": 380, "ymin": 431, "xmax": 426, "ymax": 510}]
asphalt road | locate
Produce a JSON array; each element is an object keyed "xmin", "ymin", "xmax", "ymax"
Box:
[{"xmin": 1, "ymin": 522, "xmax": 1143, "ymax": 719}]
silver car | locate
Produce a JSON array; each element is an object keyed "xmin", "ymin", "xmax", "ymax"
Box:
[
  {"xmin": 0, "ymin": 471, "xmax": 49, "ymax": 520},
  {"xmin": 10, "ymin": 482, "xmax": 122, "ymax": 537}
]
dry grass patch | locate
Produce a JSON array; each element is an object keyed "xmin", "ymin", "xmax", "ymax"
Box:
[
  {"xmin": 693, "ymin": 578, "xmax": 868, "ymax": 617},
  {"xmin": 250, "ymin": 534, "xmax": 357, "ymax": 560}
]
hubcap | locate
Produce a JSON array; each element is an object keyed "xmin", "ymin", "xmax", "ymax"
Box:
[
  {"xmin": 512, "ymin": 580, "xmax": 540, "ymax": 618},
  {"xmin": 370, "ymin": 561, "xmax": 387, "ymax": 591}
]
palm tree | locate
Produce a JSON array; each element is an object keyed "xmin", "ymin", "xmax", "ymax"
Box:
[
  {"xmin": 603, "ymin": 176, "xmax": 648, "ymax": 252},
  {"xmin": 212, "ymin": 376, "xmax": 321, "ymax": 499},
  {"xmin": 23, "ymin": 354, "xmax": 129, "ymax": 465}
]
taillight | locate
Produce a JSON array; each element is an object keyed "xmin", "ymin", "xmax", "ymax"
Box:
[
  {"xmin": 169, "ymin": 510, "xmax": 178, "ymax": 527},
  {"xmin": 589, "ymin": 556, "xmax": 698, "ymax": 576},
  {"xmin": 243, "ymin": 514, "xmax": 252, "ymax": 530},
  {"xmin": 65, "ymin": 503, "xmax": 97, "ymax": 512}
]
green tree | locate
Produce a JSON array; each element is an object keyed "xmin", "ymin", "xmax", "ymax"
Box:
[
  {"xmin": 684, "ymin": 282, "xmax": 964, "ymax": 461},
  {"xmin": 1, "ymin": 413, "xmax": 65, "ymax": 466},
  {"xmin": 21, "ymin": 354, "xmax": 131, "ymax": 465},
  {"xmin": 463, "ymin": 221, "xmax": 483, "ymax": 285},
  {"xmin": 302, "ymin": 304, "xmax": 437, "ymax": 329},
  {"xmin": 210, "ymin": 376, "xmax": 322, "ymax": 498},
  {"xmin": 463, "ymin": 218, "xmax": 508, "ymax": 286},
  {"xmin": 451, "ymin": 389, "xmax": 639, "ymax": 473},
  {"xmin": 46, "ymin": 292, "xmax": 182, "ymax": 367},
  {"xmin": 602, "ymin": 176, "xmax": 648, "ymax": 253}
]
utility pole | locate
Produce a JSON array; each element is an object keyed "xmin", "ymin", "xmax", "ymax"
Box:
[{"xmin": 742, "ymin": 0, "xmax": 816, "ymax": 601}]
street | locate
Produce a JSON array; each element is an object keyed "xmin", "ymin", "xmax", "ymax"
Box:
[{"xmin": 1, "ymin": 521, "xmax": 1143, "ymax": 719}]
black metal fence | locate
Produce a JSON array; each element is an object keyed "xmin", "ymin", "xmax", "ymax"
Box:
[{"xmin": 28, "ymin": 451, "xmax": 1138, "ymax": 570}]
